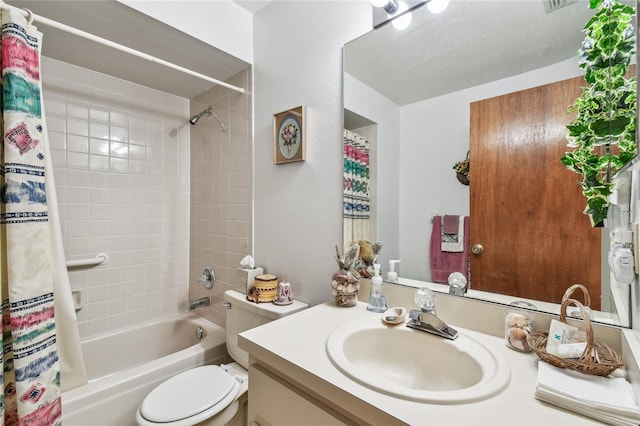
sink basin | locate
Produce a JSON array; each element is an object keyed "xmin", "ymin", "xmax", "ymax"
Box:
[{"xmin": 326, "ymin": 317, "xmax": 510, "ymax": 404}]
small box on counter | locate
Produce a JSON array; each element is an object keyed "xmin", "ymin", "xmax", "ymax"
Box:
[{"xmin": 236, "ymin": 267, "xmax": 264, "ymax": 293}]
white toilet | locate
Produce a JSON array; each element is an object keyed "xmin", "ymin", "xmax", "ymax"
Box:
[{"xmin": 136, "ymin": 289, "xmax": 308, "ymax": 426}]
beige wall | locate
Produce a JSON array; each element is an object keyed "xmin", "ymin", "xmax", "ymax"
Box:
[{"xmin": 189, "ymin": 69, "xmax": 253, "ymax": 327}]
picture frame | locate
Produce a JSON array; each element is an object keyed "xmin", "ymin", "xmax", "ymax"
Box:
[{"xmin": 273, "ymin": 106, "xmax": 305, "ymax": 164}]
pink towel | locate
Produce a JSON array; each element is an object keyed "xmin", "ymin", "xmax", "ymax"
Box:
[
  {"xmin": 430, "ymin": 215, "xmax": 470, "ymax": 283},
  {"xmin": 443, "ymin": 215, "xmax": 459, "ymax": 235}
]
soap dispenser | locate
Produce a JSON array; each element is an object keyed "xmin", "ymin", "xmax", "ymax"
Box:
[
  {"xmin": 387, "ymin": 260, "xmax": 400, "ymax": 283},
  {"xmin": 367, "ymin": 263, "xmax": 387, "ymax": 313}
]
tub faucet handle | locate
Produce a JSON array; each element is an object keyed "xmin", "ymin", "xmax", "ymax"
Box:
[{"xmin": 197, "ymin": 266, "xmax": 215, "ymax": 289}]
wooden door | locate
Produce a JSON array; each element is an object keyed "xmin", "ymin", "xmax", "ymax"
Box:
[{"xmin": 469, "ymin": 76, "xmax": 602, "ymax": 310}]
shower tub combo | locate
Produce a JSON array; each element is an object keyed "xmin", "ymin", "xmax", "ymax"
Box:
[{"xmin": 62, "ymin": 312, "xmax": 227, "ymax": 425}]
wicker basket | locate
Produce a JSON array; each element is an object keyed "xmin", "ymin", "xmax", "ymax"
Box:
[
  {"xmin": 562, "ymin": 283, "xmax": 591, "ymax": 307},
  {"xmin": 253, "ymin": 274, "xmax": 278, "ymax": 303},
  {"xmin": 527, "ymin": 298, "xmax": 623, "ymax": 377}
]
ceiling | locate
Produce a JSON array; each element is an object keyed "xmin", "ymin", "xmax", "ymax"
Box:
[
  {"xmin": 344, "ymin": 0, "xmax": 599, "ymax": 106},
  {"xmin": 5, "ymin": 1, "xmax": 251, "ymax": 99},
  {"xmin": 3, "ymin": 0, "xmax": 611, "ymax": 103},
  {"xmin": 233, "ymin": 0, "xmax": 272, "ymax": 13}
]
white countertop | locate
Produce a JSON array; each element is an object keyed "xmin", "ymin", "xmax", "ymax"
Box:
[{"xmin": 239, "ymin": 301, "xmax": 603, "ymax": 425}]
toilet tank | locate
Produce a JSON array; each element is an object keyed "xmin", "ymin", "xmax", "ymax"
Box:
[{"xmin": 224, "ymin": 289, "xmax": 308, "ymax": 369}]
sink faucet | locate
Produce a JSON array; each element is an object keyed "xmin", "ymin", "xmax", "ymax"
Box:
[
  {"xmin": 407, "ymin": 288, "xmax": 458, "ymax": 340},
  {"xmin": 189, "ymin": 296, "xmax": 211, "ymax": 310},
  {"xmin": 407, "ymin": 311, "xmax": 458, "ymax": 340}
]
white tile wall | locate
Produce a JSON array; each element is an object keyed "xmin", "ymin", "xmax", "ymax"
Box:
[
  {"xmin": 189, "ymin": 69, "xmax": 253, "ymax": 328},
  {"xmin": 43, "ymin": 57, "xmax": 191, "ymax": 338}
]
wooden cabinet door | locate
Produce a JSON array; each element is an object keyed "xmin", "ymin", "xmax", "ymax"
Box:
[
  {"xmin": 248, "ymin": 365, "xmax": 348, "ymax": 426},
  {"xmin": 469, "ymin": 76, "xmax": 602, "ymax": 310}
]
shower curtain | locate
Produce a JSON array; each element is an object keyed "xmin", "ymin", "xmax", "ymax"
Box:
[
  {"xmin": 343, "ymin": 129, "xmax": 370, "ymax": 243},
  {"xmin": 0, "ymin": 9, "xmax": 86, "ymax": 424}
]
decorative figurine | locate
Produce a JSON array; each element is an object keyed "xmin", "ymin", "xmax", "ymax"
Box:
[
  {"xmin": 353, "ymin": 240, "xmax": 382, "ymax": 278},
  {"xmin": 332, "ymin": 244, "xmax": 361, "ymax": 306},
  {"xmin": 274, "ymin": 281, "xmax": 293, "ymax": 305}
]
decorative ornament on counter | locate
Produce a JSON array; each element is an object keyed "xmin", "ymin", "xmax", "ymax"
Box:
[
  {"xmin": 274, "ymin": 280, "xmax": 293, "ymax": 305},
  {"xmin": 332, "ymin": 244, "xmax": 361, "ymax": 307},
  {"xmin": 382, "ymin": 306, "xmax": 407, "ymax": 325},
  {"xmin": 247, "ymin": 274, "xmax": 278, "ymax": 303},
  {"xmin": 528, "ymin": 298, "xmax": 624, "ymax": 376},
  {"xmin": 352, "ymin": 240, "xmax": 382, "ymax": 278},
  {"xmin": 504, "ymin": 308, "xmax": 533, "ymax": 352}
]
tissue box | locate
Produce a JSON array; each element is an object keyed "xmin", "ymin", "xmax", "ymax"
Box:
[{"xmin": 236, "ymin": 267, "xmax": 264, "ymax": 293}]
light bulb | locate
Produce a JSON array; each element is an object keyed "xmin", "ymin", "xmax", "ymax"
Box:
[
  {"xmin": 391, "ymin": 1, "xmax": 412, "ymax": 30},
  {"xmin": 427, "ymin": 0, "xmax": 449, "ymax": 14}
]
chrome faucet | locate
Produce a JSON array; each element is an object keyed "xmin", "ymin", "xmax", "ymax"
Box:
[
  {"xmin": 189, "ymin": 296, "xmax": 211, "ymax": 310},
  {"xmin": 407, "ymin": 288, "xmax": 458, "ymax": 340}
]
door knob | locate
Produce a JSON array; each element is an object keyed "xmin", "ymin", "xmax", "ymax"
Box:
[{"xmin": 472, "ymin": 244, "xmax": 484, "ymax": 255}]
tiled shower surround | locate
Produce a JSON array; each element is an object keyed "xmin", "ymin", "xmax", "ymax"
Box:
[
  {"xmin": 189, "ymin": 69, "xmax": 253, "ymax": 328},
  {"xmin": 44, "ymin": 55, "xmax": 253, "ymax": 338}
]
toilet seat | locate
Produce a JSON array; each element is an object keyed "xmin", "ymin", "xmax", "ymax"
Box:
[{"xmin": 138, "ymin": 365, "xmax": 241, "ymax": 425}]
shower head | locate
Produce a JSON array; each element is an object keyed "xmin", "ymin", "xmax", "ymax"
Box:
[
  {"xmin": 189, "ymin": 106, "xmax": 226, "ymax": 131},
  {"xmin": 189, "ymin": 106, "xmax": 211, "ymax": 125}
]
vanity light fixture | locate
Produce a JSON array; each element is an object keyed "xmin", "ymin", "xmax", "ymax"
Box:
[
  {"xmin": 371, "ymin": 0, "xmax": 400, "ymax": 14},
  {"xmin": 371, "ymin": 0, "xmax": 413, "ymax": 30},
  {"xmin": 392, "ymin": 2, "xmax": 412, "ymax": 30},
  {"xmin": 371, "ymin": 0, "xmax": 428, "ymax": 29}
]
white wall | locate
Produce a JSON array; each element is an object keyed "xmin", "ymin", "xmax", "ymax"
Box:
[
  {"xmin": 398, "ymin": 57, "xmax": 584, "ymax": 280},
  {"xmin": 119, "ymin": 0, "xmax": 254, "ymax": 64},
  {"xmin": 344, "ymin": 72, "xmax": 400, "ymax": 274},
  {"xmin": 253, "ymin": 1, "xmax": 371, "ymax": 306}
]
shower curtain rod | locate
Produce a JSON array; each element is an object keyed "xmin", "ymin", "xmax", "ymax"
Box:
[{"xmin": 0, "ymin": 1, "xmax": 245, "ymax": 94}]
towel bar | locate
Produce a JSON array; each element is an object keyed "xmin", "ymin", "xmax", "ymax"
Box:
[{"xmin": 66, "ymin": 253, "xmax": 109, "ymax": 268}]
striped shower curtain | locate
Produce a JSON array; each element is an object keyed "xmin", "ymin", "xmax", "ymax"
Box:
[
  {"xmin": 343, "ymin": 129, "xmax": 370, "ymax": 243},
  {"xmin": 0, "ymin": 9, "xmax": 86, "ymax": 425}
]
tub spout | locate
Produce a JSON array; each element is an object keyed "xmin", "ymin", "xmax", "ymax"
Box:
[{"xmin": 189, "ymin": 296, "xmax": 211, "ymax": 310}]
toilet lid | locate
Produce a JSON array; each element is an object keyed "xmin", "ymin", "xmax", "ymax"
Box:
[{"xmin": 140, "ymin": 365, "xmax": 239, "ymax": 423}]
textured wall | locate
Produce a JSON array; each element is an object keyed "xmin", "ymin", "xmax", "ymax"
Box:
[{"xmin": 253, "ymin": 1, "xmax": 371, "ymax": 306}]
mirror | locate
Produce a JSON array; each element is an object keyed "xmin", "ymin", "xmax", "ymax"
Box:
[{"xmin": 343, "ymin": 0, "xmax": 636, "ymax": 327}]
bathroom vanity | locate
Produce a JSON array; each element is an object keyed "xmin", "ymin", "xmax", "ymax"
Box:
[{"xmin": 239, "ymin": 299, "xmax": 610, "ymax": 425}]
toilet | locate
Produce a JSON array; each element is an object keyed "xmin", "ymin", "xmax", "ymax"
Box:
[{"xmin": 136, "ymin": 289, "xmax": 308, "ymax": 426}]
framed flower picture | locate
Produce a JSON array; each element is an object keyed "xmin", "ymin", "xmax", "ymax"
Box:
[{"xmin": 273, "ymin": 106, "xmax": 305, "ymax": 164}]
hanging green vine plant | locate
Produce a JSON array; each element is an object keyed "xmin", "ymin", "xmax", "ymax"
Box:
[{"xmin": 560, "ymin": 0, "xmax": 636, "ymax": 227}]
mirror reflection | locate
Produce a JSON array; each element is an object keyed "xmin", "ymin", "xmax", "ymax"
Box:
[{"xmin": 343, "ymin": 0, "xmax": 636, "ymax": 327}]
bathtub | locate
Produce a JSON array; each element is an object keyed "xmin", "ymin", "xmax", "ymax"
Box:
[{"xmin": 62, "ymin": 312, "xmax": 228, "ymax": 426}]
